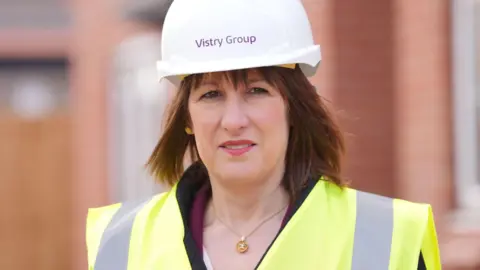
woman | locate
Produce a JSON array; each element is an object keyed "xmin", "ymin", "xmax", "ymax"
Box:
[{"xmin": 86, "ymin": 0, "xmax": 441, "ymax": 269}]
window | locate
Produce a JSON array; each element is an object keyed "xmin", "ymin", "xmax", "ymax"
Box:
[
  {"xmin": 452, "ymin": 0, "xmax": 480, "ymax": 218},
  {"xmin": 0, "ymin": 59, "xmax": 69, "ymax": 117}
]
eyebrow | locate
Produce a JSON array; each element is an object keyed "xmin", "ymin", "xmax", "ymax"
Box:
[
  {"xmin": 246, "ymin": 78, "xmax": 265, "ymax": 84},
  {"xmin": 191, "ymin": 81, "xmax": 218, "ymax": 93},
  {"xmin": 198, "ymin": 80, "xmax": 219, "ymax": 86}
]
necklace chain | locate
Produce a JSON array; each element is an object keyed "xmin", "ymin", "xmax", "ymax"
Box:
[{"xmin": 213, "ymin": 203, "xmax": 288, "ymax": 254}]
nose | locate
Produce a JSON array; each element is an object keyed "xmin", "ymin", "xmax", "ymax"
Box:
[{"xmin": 221, "ymin": 93, "xmax": 249, "ymax": 134}]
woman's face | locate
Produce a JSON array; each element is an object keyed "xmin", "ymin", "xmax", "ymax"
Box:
[{"xmin": 188, "ymin": 69, "xmax": 289, "ymax": 187}]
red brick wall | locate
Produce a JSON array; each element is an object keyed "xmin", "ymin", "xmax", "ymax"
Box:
[
  {"xmin": 393, "ymin": 0, "xmax": 453, "ymax": 216},
  {"xmin": 304, "ymin": 0, "xmax": 396, "ymax": 196}
]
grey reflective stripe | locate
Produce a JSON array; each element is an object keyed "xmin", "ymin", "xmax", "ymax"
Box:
[
  {"xmin": 94, "ymin": 198, "xmax": 150, "ymax": 270},
  {"xmin": 351, "ymin": 191, "xmax": 394, "ymax": 270}
]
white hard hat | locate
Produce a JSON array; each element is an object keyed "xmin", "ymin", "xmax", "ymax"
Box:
[{"xmin": 156, "ymin": 0, "xmax": 321, "ymax": 86}]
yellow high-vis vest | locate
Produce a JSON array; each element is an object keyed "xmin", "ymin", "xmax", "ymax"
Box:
[{"xmin": 86, "ymin": 179, "xmax": 441, "ymax": 270}]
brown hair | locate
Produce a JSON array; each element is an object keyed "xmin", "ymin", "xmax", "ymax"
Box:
[{"xmin": 147, "ymin": 65, "xmax": 347, "ymax": 199}]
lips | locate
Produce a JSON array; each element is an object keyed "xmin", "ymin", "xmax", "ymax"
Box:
[
  {"xmin": 223, "ymin": 144, "xmax": 253, "ymax": 149},
  {"xmin": 220, "ymin": 140, "xmax": 256, "ymax": 156},
  {"xmin": 220, "ymin": 140, "xmax": 255, "ymax": 147}
]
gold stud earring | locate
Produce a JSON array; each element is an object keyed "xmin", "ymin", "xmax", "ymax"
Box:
[{"xmin": 185, "ymin": 127, "xmax": 193, "ymax": 135}]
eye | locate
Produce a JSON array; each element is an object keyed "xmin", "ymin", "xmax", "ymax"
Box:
[
  {"xmin": 248, "ymin": 87, "xmax": 268, "ymax": 95},
  {"xmin": 200, "ymin": 90, "xmax": 221, "ymax": 99}
]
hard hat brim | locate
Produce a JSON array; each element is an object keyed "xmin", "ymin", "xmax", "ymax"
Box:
[{"xmin": 157, "ymin": 45, "xmax": 321, "ymax": 86}]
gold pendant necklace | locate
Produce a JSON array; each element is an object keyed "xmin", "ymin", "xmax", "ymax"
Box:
[
  {"xmin": 236, "ymin": 236, "xmax": 249, "ymax": 253},
  {"xmin": 214, "ymin": 204, "xmax": 288, "ymax": 254}
]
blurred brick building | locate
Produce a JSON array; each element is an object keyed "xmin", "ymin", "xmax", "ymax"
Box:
[{"xmin": 0, "ymin": 0, "xmax": 479, "ymax": 269}]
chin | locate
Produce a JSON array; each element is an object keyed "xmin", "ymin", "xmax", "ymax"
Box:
[{"xmin": 215, "ymin": 162, "xmax": 261, "ymax": 184}]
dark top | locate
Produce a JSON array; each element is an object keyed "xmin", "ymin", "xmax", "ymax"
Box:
[{"xmin": 176, "ymin": 162, "xmax": 427, "ymax": 269}]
